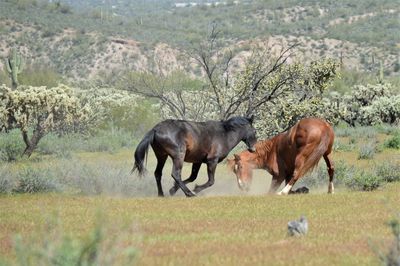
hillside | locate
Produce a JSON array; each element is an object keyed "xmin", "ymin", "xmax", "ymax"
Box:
[{"xmin": 0, "ymin": 0, "xmax": 399, "ymax": 82}]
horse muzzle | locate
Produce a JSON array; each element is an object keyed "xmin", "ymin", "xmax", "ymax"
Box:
[{"xmin": 237, "ymin": 179, "xmax": 250, "ymax": 192}]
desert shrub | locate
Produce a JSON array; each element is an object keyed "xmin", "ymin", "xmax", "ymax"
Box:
[
  {"xmin": 342, "ymin": 170, "xmax": 382, "ymax": 191},
  {"xmin": 358, "ymin": 142, "xmax": 376, "ymax": 159},
  {"xmin": 375, "ymin": 124, "xmax": 400, "ymax": 136},
  {"xmin": 13, "ymin": 167, "xmax": 60, "ymax": 193},
  {"xmin": 333, "ymin": 139, "xmax": 354, "ymax": 152},
  {"xmin": 0, "ymin": 130, "xmax": 24, "ymax": 161},
  {"xmin": 296, "ymin": 160, "xmax": 350, "ymax": 189},
  {"xmin": 334, "ymin": 126, "xmax": 351, "ymax": 137},
  {"xmin": 61, "ymin": 161, "xmax": 155, "ymax": 196},
  {"xmin": 372, "ymin": 212, "xmax": 400, "ymax": 266},
  {"xmin": 12, "ymin": 218, "xmax": 138, "ymax": 266},
  {"xmin": 384, "ymin": 133, "xmax": 400, "ymax": 149},
  {"xmin": 0, "ymin": 167, "xmax": 14, "ymax": 194},
  {"xmin": 81, "ymin": 130, "xmax": 133, "ymax": 153},
  {"xmin": 376, "ymin": 161, "xmax": 400, "ymax": 183},
  {"xmin": 37, "ymin": 133, "xmax": 75, "ymax": 158},
  {"xmin": 348, "ymin": 137, "xmax": 357, "ymax": 145},
  {"xmin": 296, "ymin": 165, "xmax": 328, "ymax": 188},
  {"xmin": 78, "ymin": 87, "xmax": 158, "ymax": 136},
  {"xmin": 357, "ymin": 127, "xmax": 378, "ymax": 139}
]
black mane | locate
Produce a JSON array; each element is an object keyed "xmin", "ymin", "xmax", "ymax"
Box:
[{"xmin": 222, "ymin": 116, "xmax": 251, "ymax": 131}]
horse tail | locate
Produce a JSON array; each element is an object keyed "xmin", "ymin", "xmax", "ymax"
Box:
[
  {"xmin": 131, "ymin": 129, "xmax": 155, "ymax": 176},
  {"xmin": 297, "ymin": 130, "xmax": 331, "ymax": 178}
]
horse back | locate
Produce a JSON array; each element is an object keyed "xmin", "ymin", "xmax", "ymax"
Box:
[{"xmin": 152, "ymin": 119, "xmax": 224, "ymax": 161}]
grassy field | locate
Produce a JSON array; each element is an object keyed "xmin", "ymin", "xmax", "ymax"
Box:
[
  {"xmin": 0, "ymin": 127, "xmax": 399, "ymax": 265},
  {"xmin": 0, "ymin": 185, "xmax": 399, "ymax": 265}
]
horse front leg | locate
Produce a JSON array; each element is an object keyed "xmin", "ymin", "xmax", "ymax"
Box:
[
  {"xmin": 267, "ymin": 175, "xmax": 283, "ymax": 194},
  {"xmin": 169, "ymin": 163, "xmax": 201, "ymax": 196},
  {"xmin": 193, "ymin": 160, "xmax": 217, "ymax": 194},
  {"xmin": 171, "ymin": 157, "xmax": 196, "ymax": 197}
]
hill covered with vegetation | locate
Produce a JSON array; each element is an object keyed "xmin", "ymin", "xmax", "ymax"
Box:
[{"xmin": 0, "ymin": 0, "xmax": 399, "ymax": 83}]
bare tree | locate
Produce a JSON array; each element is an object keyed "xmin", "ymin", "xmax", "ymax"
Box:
[
  {"xmin": 187, "ymin": 24, "xmax": 299, "ymax": 120},
  {"xmin": 124, "ymin": 25, "xmax": 338, "ymax": 130}
]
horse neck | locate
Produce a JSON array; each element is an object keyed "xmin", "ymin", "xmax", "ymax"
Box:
[
  {"xmin": 225, "ymin": 128, "xmax": 246, "ymax": 150},
  {"xmin": 253, "ymin": 139, "xmax": 274, "ymax": 169}
]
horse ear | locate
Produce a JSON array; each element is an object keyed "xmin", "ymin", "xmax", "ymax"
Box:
[
  {"xmin": 234, "ymin": 154, "xmax": 240, "ymax": 162},
  {"xmin": 247, "ymin": 115, "xmax": 254, "ymax": 124},
  {"xmin": 226, "ymin": 158, "xmax": 235, "ymax": 172}
]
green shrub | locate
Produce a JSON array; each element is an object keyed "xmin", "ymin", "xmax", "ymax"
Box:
[
  {"xmin": 343, "ymin": 171, "xmax": 382, "ymax": 191},
  {"xmin": 37, "ymin": 133, "xmax": 74, "ymax": 158},
  {"xmin": 296, "ymin": 165, "xmax": 328, "ymax": 188},
  {"xmin": 0, "ymin": 130, "xmax": 24, "ymax": 162},
  {"xmin": 0, "ymin": 167, "xmax": 14, "ymax": 194},
  {"xmin": 82, "ymin": 130, "xmax": 133, "ymax": 153},
  {"xmin": 12, "ymin": 218, "xmax": 138, "ymax": 266},
  {"xmin": 13, "ymin": 168, "xmax": 59, "ymax": 193},
  {"xmin": 355, "ymin": 127, "xmax": 377, "ymax": 139},
  {"xmin": 372, "ymin": 212, "xmax": 400, "ymax": 266},
  {"xmin": 358, "ymin": 142, "xmax": 376, "ymax": 159},
  {"xmin": 334, "ymin": 126, "xmax": 351, "ymax": 137},
  {"xmin": 384, "ymin": 133, "xmax": 400, "ymax": 149},
  {"xmin": 375, "ymin": 124, "xmax": 400, "ymax": 135},
  {"xmin": 333, "ymin": 140, "xmax": 354, "ymax": 152},
  {"xmin": 376, "ymin": 161, "xmax": 400, "ymax": 183}
]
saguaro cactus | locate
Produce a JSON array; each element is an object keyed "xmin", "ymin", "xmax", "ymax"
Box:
[
  {"xmin": 5, "ymin": 48, "xmax": 24, "ymax": 89},
  {"xmin": 378, "ymin": 60, "xmax": 384, "ymax": 84}
]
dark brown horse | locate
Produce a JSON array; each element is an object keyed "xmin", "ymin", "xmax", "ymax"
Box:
[
  {"xmin": 227, "ymin": 118, "xmax": 335, "ymax": 195},
  {"xmin": 132, "ymin": 116, "xmax": 257, "ymax": 197}
]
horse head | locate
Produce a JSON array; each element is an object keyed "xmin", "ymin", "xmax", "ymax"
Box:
[
  {"xmin": 227, "ymin": 152, "xmax": 256, "ymax": 191},
  {"xmin": 244, "ymin": 115, "xmax": 257, "ymax": 152}
]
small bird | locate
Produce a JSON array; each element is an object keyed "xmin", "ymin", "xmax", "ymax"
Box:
[{"xmin": 288, "ymin": 215, "xmax": 308, "ymax": 237}]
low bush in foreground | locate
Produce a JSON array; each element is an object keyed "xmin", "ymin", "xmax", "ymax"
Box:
[
  {"xmin": 372, "ymin": 211, "xmax": 400, "ymax": 266},
  {"xmin": 376, "ymin": 161, "xmax": 400, "ymax": 183},
  {"xmin": 9, "ymin": 218, "xmax": 138, "ymax": 266},
  {"xmin": 344, "ymin": 171, "xmax": 382, "ymax": 191},
  {"xmin": 0, "ymin": 160, "xmax": 155, "ymax": 197},
  {"xmin": 0, "ymin": 130, "xmax": 24, "ymax": 162},
  {"xmin": 384, "ymin": 133, "xmax": 400, "ymax": 149},
  {"xmin": 299, "ymin": 160, "xmax": 398, "ymax": 192},
  {"xmin": 13, "ymin": 167, "xmax": 60, "ymax": 194}
]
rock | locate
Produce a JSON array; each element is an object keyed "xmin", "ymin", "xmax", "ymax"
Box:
[{"xmin": 288, "ymin": 215, "xmax": 308, "ymax": 237}]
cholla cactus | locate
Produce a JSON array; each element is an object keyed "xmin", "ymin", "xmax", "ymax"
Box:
[
  {"xmin": 339, "ymin": 83, "xmax": 398, "ymax": 126},
  {"xmin": 0, "ymin": 84, "xmax": 91, "ymax": 156},
  {"xmin": 4, "ymin": 48, "xmax": 24, "ymax": 89}
]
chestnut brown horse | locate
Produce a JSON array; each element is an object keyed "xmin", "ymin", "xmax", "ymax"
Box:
[
  {"xmin": 132, "ymin": 116, "xmax": 257, "ymax": 197},
  {"xmin": 227, "ymin": 118, "xmax": 335, "ymax": 195}
]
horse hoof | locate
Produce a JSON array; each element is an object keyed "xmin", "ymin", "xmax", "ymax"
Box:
[
  {"xmin": 186, "ymin": 192, "xmax": 196, "ymax": 197},
  {"xmin": 169, "ymin": 187, "xmax": 177, "ymax": 196},
  {"xmin": 193, "ymin": 185, "xmax": 201, "ymax": 194}
]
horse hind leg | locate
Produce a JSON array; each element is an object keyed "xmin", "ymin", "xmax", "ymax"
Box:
[
  {"xmin": 324, "ymin": 154, "xmax": 335, "ymax": 194},
  {"xmin": 154, "ymin": 153, "xmax": 167, "ymax": 197},
  {"xmin": 278, "ymin": 154, "xmax": 307, "ymax": 195},
  {"xmin": 169, "ymin": 163, "xmax": 201, "ymax": 196}
]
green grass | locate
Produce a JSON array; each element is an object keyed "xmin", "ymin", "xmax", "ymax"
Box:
[
  {"xmin": 0, "ymin": 184, "xmax": 399, "ymax": 265},
  {"xmin": 0, "ymin": 126, "xmax": 399, "ymax": 265}
]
